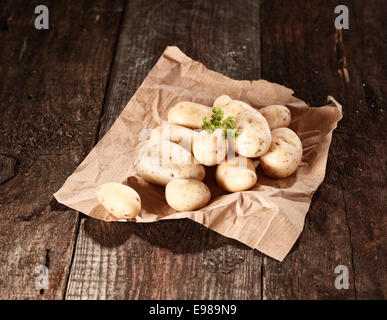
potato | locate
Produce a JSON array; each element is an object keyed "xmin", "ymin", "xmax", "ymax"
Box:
[
  {"xmin": 222, "ymin": 100, "xmax": 271, "ymax": 157},
  {"xmin": 134, "ymin": 140, "xmax": 205, "ymax": 186},
  {"xmin": 97, "ymin": 182, "xmax": 141, "ymax": 219},
  {"xmin": 260, "ymin": 128, "xmax": 303, "ymax": 179},
  {"xmin": 165, "ymin": 178, "xmax": 211, "ymax": 211},
  {"xmin": 213, "ymin": 94, "xmax": 232, "ymax": 108},
  {"xmin": 168, "ymin": 101, "xmax": 212, "ymax": 129},
  {"xmin": 216, "ymin": 155, "xmax": 257, "ymax": 192},
  {"xmin": 259, "ymin": 105, "xmax": 291, "ymax": 130},
  {"xmin": 192, "ymin": 129, "xmax": 228, "ymax": 166},
  {"xmin": 150, "ymin": 124, "xmax": 197, "ymax": 152}
]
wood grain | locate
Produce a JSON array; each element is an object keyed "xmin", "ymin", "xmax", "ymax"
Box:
[
  {"xmin": 333, "ymin": 0, "xmax": 386, "ymax": 299},
  {"xmin": 65, "ymin": 0, "xmax": 263, "ymax": 300},
  {"xmin": 0, "ymin": 0, "xmax": 124, "ymax": 299},
  {"xmin": 260, "ymin": 0, "xmax": 386, "ymax": 299}
]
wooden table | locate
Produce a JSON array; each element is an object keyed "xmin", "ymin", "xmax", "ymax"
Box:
[{"xmin": 0, "ymin": 0, "xmax": 385, "ymax": 300}]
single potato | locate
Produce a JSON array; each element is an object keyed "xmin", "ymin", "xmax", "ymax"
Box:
[
  {"xmin": 192, "ymin": 129, "xmax": 228, "ymax": 166},
  {"xmin": 216, "ymin": 155, "xmax": 257, "ymax": 192},
  {"xmin": 259, "ymin": 105, "xmax": 291, "ymax": 130},
  {"xmin": 165, "ymin": 178, "xmax": 211, "ymax": 211},
  {"xmin": 222, "ymin": 100, "xmax": 271, "ymax": 157},
  {"xmin": 260, "ymin": 127, "xmax": 303, "ymax": 179},
  {"xmin": 134, "ymin": 140, "xmax": 205, "ymax": 186},
  {"xmin": 213, "ymin": 94, "xmax": 232, "ymax": 108},
  {"xmin": 168, "ymin": 101, "xmax": 212, "ymax": 129},
  {"xmin": 97, "ymin": 182, "xmax": 141, "ymax": 220},
  {"xmin": 150, "ymin": 124, "xmax": 197, "ymax": 152}
]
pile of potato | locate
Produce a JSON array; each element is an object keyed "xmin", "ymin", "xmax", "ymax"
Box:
[{"xmin": 97, "ymin": 95, "xmax": 303, "ymax": 219}]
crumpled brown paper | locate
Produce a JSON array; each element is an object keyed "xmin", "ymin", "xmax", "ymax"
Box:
[{"xmin": 54, "ymin": 46, "xmax": 342, "ymax": 261}]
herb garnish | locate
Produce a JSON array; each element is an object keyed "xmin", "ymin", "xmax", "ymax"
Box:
[{"xmin": 202, "ymin": 107, "xmax": 239, "ymax": 140}]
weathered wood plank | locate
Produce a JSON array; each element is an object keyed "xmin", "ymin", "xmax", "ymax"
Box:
[
  {"xmin": 65, "ymin": 0, "xmax": 262, "ymax": 300},
  {"xmin": 333, "ymin": 0, "xmax": 386, "ymax": 299},
  {"xmin": 0, "ymin": 0, "xmax": 125, "ymax": 299},
  {"xmin": 260, "ymin": 0, "xmax": 385, "ymax": 299}
]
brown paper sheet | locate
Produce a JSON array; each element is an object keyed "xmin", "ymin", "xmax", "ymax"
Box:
[{"xmin": 54, "ymin": 46, "xmax": 342, "ymax": 261}]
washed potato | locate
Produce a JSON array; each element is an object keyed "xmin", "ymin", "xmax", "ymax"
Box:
[
  {"xmin": 222, "ymin": 100, "xmax": 271, "ymax": 157},
  {"xmin": 150, "ymin": 124, "xmax": 197, "ymax": 152},
  {"xmin": 260, "ymin": 128, "xmax": 303, "ymax": 179},
  {"xmin": 165, "ymin": 178, "xmax": 211, "ymax": 211},
  {"xmin": 259, "ymin": 105, "xmax": 291, "ymax": 130},
  {"xmin": 216, "ymin": 155, "xmax": 257, "ymax": 192},
  {"xmin": 213, "ymin": 94, "xmax": 232, "ymax": 108},
  {"xmin": 192, "ymin": 129, "xmax": 228, "ymax": 166},
  {"xmin": 134, "ymin": 140, "xmax": 205, "ymax": 186},
  {"xmin": 168, "ymin": 101, "xmax": 212, "ymax": 129},
  {"xmin": 97, "ymin": 182, "xmax": 141, "ymax": 219}
]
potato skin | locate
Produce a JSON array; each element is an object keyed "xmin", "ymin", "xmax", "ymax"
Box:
[
  {"xmin": 168, "ymin": 101, "xmax": 212, "ymax": 129},
  {"xmin": 260, "ymin": 105, "xmax": 291, "ymax": 130},
  {"xmin": 165, "ymin": 178, "xmax": 211, "ymax": 211},
  {"xmin": 260, "ymin": 128, "xmax": 303, "ymax": 179},
  {"xmin": 97, "ymin": 183, "xmax": 141, "ymax": 220},
  {"xmin": 216, "ymin": 156, "xmax": 257, "ymax": 192},
  {"xmin": 150, "ymin": 124, "xmax": 197, "ymax": 152},
  {"xmin": 222, "ymin": 100, "xmax": 271, "ymax": 157},
  {"xmin": 192, "ymin": 129, "xmax": 228, "ymax": 166},
  {"xmin": 134, "ymin": 140, "xmax": 205, "ymax": 186},
  {"xmin": 213, "ymin": 95, "xmax": 232, "ymax": 107}
]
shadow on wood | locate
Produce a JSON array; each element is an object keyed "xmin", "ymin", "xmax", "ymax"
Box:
[{"xmin": 83, "ymin": 216, "xmax": 251, "ymax": 255}]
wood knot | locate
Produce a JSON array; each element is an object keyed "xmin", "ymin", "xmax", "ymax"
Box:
[{"xmin": 202, "ymin": 245, "xmax": 245, "ymax": 274}]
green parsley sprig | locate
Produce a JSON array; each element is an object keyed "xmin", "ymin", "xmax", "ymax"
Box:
[{"xmin": 202, "ymin": 107, "xmax": 239, "ymax": 140}]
